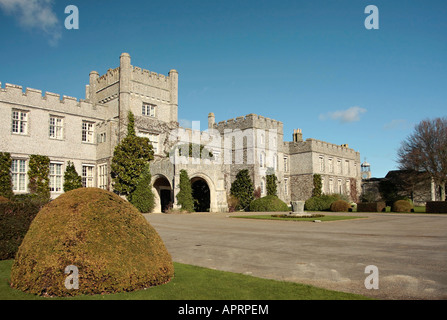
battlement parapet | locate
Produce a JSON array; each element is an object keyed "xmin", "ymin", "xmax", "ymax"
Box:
[
  {"xmin": 215, "ymin": 113, "xmax": 283, "ymax": 132},
  {"xmin": 131, "ymin": 66, "xmax": 171, "ymax": 91},
  {"xmin": 0, "ymin": 82, "xmax": 107, "ymax": 119},
  {"xmin": 306, "ymin": 138, "xmax": 360, "ymax": 157},
  {"xmin": 95, "ymin": 67, "xmax": 120, "ymax": 89}
]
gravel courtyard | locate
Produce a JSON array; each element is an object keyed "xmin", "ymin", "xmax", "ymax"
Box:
[{"xmin": 145, "ymin": 212, "xmax": 447, "ymax": 300}]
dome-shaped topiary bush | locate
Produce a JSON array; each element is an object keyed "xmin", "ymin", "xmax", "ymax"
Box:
[
  {"xmin": 249, "ymin": 195, "xmax": 289, "ymax": 212},
  {"xmin": 330, "ymin": 200, "xmax": 351, "ymax": 212},
  {"xmin": 10, "ymin": 188, "xmax": 174, "ymax": 297},
  {"xmin": 391, "ymin": 199, "xmax": 413, "ymax": 213}
]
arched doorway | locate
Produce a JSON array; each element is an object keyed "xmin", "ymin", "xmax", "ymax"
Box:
[
  {"xmin": 191, "ymin": 177, "xmax": 210, "ymax": 212},
  {"xmin": 153, "ymin": 175, "xmax": 172, "ymax": 213}
]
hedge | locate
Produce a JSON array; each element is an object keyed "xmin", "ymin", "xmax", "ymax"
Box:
[
  {"xmin": 0, "ymin": 201, "xmax": 41, "ymax": 260},
  {"xmin": 391, "ymin": 200, "xmax": 413, "ymax": 213},
  {"xmin": 357, "ymin": 202, "xmax": 386, "ymax": 213},
  {"xmin": 10, "ymin": 188, "xmax": 174, "ymax": 297},
  {"xmin": 330, "ymin": 200, "xmax": 351, "ymax": 212},
  {"xmin": 304, "ymin": 194, "xmax": 340, "ymax": 211},
  {"xmin": 426, "ymin": 201, "xmax": 447, "ymax": 213},
  {"xmin": 249, "ymin": 195, "xmax": 289, "ymax": 212}
]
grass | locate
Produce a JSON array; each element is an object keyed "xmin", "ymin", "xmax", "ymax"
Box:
[
  {"xmin": 233, "ymin": 215, "xmax": 366, "ymax": 222},
  {"xmin": 0, "ymin": 260, "xmax": 370, "ymax": 300}
]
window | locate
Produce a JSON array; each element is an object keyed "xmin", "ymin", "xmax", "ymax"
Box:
[
  {"xmin": 260, "ymin": 177, "xmax": 266, "ymax": 195},
  {"xmin": 284, "ymin": 178, "xmax": 288, "ymax": 195},
  {"xmin": 260, "ymin": 152, "xmax": 266, "ymax": 168},
  {"xmin": 12, "ymin": 110, "xmax": 28, "ymax": 135},
  {"xmin": 98, "ymin": 132, "xmax": 106, "ymax": 143},
  {"xmin": 82, "ymin": 165, "xmax": 94, "ymax": 188},
  {"xmin": 137, "ymin": 131, "xmax": 159, "ymax": 154},
  {"xmin": 346, "ymin": 180, "xmax": 351, "ymax": 196},
  {"xmin": 11, "ymin": 159, "xmax": 27, "ymax": 192},
  {"xmin": 328, "ymin": 158, "xmax": 334, "ymax": 173},
  {"xmin": 329, "ymin": 178, "xmax": 334, "ymax": 194},
  {"xmin": 344, "ymin": 160, "xmax": 350, "ymax": 175},
  {"xmin": 49, "ymin": 162, "xmax": 63, "ymax": 192},
  {"xmin": 284, "ymin": 157, "xmax": 288, "ymax": 172},
  {"xmin": 337, "ymin": 159, "xmax": 342, "ymax": 174},
  {"xmin": 98, "ymin": 164, "xmax": 108, "ymax": 190},
  {"xmin": 338, "ymin": 179, "xmax": 343, "ymax": 194},
  {"xmin": 49, "ymin": 116, "xmax": 64, "ymax": 140},
  {"xmin": 319, "ymin": 156, "xmax": 325, "ymax": 172},
  {"xmin": 142, "ymin": 103, "xmax": 156, "ymax": 117},
  {"xmin": 321, "ymin": 177, "xmax": 325, "ymax": 194},
  {"xmin": 82, "ymin": 121, "xmax": 95, "ymax": 143}
]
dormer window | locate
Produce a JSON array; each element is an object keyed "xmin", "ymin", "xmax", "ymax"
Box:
[{"xmin": 142, "ymin": 103, "xmax": 156, "ymax": 117}]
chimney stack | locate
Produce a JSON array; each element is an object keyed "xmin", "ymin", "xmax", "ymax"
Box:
[
  {"xmin": 293, "ymin": 129, "xmax": 303, "ymax": 142},
  {"xmin": 208, "ymin": 112, "xmax": 215, "ymax": 129}
]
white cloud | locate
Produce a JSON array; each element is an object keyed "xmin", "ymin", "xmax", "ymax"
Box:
[
  {"xmin": 319, "ymin": 106, "xmax": 367, "ymax": 123},
  {"xmin": 0, "ymin": 0, "xmax": 61, "ymax": 46}
]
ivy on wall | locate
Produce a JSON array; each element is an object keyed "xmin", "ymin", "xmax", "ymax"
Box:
[
  {"xmin": 0, "ymin": 152, "xmax": 13, "ymax": 199},
  {"xmin": 28, "ymin": 155, "xmax": 50, "ymax": 201}
]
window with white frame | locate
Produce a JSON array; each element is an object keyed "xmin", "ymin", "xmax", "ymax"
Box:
[
  {"xmin": 319, "ymin": 156, "xmax": 325, "ymax": 172},
  {"xmin": 137, "ymin": 131, "xmax": 159, "ymax": 154},
  {"xmin": 11, "ymin": 159, "xmax": 27, "ymax": 192},
  {"xmin": 260, "ymin": 152, "xmax": 266, "ymax": 168},
  {"xmin": 337, "ymin": 159, "xmax": 342, "ymax": 174},
  {"xmin": 12, "ymin": 110, "xmax": 28, "ymax": 135},
  {"xmin": 82, "ymin": 121, "xmax": 95, "ymax": 143},
  {"xmin": 321, "ymin": 177, "xmax": 325, "ymax": 194},
  {"xmin": 284, "ymin": 178, "xmax": 288, "ymax": 195},
  {"xmin": 82, "ymin": 165, "xmax": 94, "ymax": 188},
  {"xmin": 328, "ymin": 158, "xmax": 334, "ymax": 173},
  {"xmin": 98, "ymin": 132, "xmax": 106, "ymax": 143},
  {"xmin": 346, "ymin": 180, "xmax": 350, "ymax": 196},
  {"xmin": 338, "ymin": 179, "xmax": 343, "ymax": 194},
  {"xmin": 49, "ymin": 115, "xmax": 64, "ymax": 140},
  {"xmin": 49, "ymin": 162, "xmax": 63, "ymax": 192},
  {"xmin": 98, "ymin": 164, "xmax": 108, "ymax": 190},
  {"xmin": 344, "ymin": 160, "xmax": 350, "ymax": 175},
  {"xmin": 260, "ymin": 177, "xmax": 266, "ymax": 195},
  {"xmin": 284, "ymin": 156, "xmax": 288, "ymax": 172},
  {"xmin": 142, "ymin": 103, "xmax": 156, "ymax": 117},
  {"xmin": 329, "ymin": 178, "xmax": 334, "ymax": 194}
]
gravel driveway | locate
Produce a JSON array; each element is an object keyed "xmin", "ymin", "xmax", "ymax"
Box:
[{"xmin": 144, "ymin": 212, "xmax": 447, "ymax": 300}]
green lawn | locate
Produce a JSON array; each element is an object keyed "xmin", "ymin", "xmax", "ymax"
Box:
[
  {"xmin": 233, "ymin": 215, "xmax": 366, "ymax": 222},
  {"xmin": 0, "ymin": 260, "xmax": 370, "ymax": 300}
]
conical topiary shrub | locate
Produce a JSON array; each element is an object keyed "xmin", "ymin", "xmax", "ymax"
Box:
[{"xmin": 10, "ymin": 187, "xmax": 174, "ymax": 297}]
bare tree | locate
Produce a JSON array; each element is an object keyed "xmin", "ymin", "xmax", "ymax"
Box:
[{"xmin": 397, "ymin": 117, "xmax": 447, "ymax": 201}]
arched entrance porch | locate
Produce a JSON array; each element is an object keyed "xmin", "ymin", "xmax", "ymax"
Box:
[{"xmin": 152, "ymin": 175, "xmax": 173, "ymax": 213}]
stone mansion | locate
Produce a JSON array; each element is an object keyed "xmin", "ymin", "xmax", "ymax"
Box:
[{"xmin": 0, "ymin": 53, "xmax": 361, "ymax": 212}]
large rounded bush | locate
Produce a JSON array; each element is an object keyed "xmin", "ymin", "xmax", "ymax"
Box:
[
  {"xmin": 391, "ymin": 199, "xmax": 413, "ymax": 213},
  {"xmin": 305, "ymin": 194, "xmax": 340, "ymax": 211},
  {"xmin": 10, "ymin": 188, "xmax": 174, "ymax": 297},
  {"xmin": 249, "ymin": 195, "xmax": 289, "ymax": 212},
  {"xmin": 330, "ymin": 200, "xmax": 351, "ymax": 212}
]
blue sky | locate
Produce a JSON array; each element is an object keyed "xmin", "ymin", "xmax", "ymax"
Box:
[{"xmin": 0, "ymin": 0, "xmax": 446, "ymax": 178}]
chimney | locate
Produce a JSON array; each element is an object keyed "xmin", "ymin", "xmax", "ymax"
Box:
[
  {"xmin": 293, "ymin": 129, "xmax": 303, "ymax": 142},
  {"xmin": 208, "ymin": 112, "xmax": 215, "ymax": 129}
]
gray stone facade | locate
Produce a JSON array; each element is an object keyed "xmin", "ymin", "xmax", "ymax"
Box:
[{"xmin": 0, "ymin": 53, "xmax": 361, "ymax": 212}]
